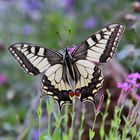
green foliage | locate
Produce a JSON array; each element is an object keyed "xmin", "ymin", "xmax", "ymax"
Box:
[{"xmin": 89, "ymin": 129, "xmax": 95, "ymax": 140}]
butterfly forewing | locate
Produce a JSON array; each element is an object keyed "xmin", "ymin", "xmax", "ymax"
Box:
[
  {"xmin": 8, "ymin": 43, "xmax": 63, "ymax": 75},
  {"xmin": 72, "ymin": 23, "xmax": 125, "ymax": 63}
]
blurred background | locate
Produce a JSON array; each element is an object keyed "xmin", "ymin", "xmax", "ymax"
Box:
[{"xmin": 0, "ymin": 0, "xmax": 140, "ymax": 140}]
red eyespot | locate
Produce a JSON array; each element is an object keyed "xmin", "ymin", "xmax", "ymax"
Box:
[
  {"xmin": 69, "ymin": 91, "xmax": 74, "ymax": 97},
  {"xmin": 75, "ymin": 90, "xmax": 81, "ymax": 97}
]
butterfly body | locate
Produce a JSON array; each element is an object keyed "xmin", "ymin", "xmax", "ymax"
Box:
[
  {"xmin": 65, "ymin": 48, "xmax": 76, "ymax": 82},
  {"xmin": 9, "ymin": 23, "xmax": 125, "ymax": 109}
]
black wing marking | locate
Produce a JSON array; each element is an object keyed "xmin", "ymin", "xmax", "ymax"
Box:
[
  {"xmin": 42, "ymin": 64, "xmax": 72, "ymax": 109},
  {"xmin": 74, "ymin": 60, "xmax": 104, "ymax": 103},
  {"xmin": 8, "ymin": 43, "xmax": 63, "ymax": 75},
  {"xmin": 72, "ymin": 23, "xmax": 125, "ymax": 63}
]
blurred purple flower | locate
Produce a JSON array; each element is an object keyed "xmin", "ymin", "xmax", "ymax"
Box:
[
  {"xmin": 22, "ymin": 24, "xmax": 31, "ymax": 35},
  {"xmin": 84, "ymin": 17, "xmax": 97, "ymax": 29},
  {"xmin": 117, "ymin": 72, "xmax": 140, "ymax": 91},
  {"xmin": 117, "ymin": 72, "xmax": 140, "ymax": 105},
  {"xmin": 0, "ymin": 43, "xmax": 5, "ymax": 51},
  {"xmin": 134, "ymin": 93, "xmax": 140, "ymax": 101},
  {"xmin": 126, "ymin": 78, "xmax": 139, "ymax": 88},
  {"xmin": 18, "ymin": 0, "xmax": 42, "ymax": 21},
  {"xmin": 0, "ymin": 74, "xmax": 7, "ymax": 86},
  {"xmin": 117, "ymin": 82, "xmax": 130, "ymax": 92},
  {"xmin": 32, "ymin": 128, "xmax": 39, "ymax": 140},
  {"xmin": 127, "ymin": 72, "xmax": 140, "ymax": 88},
  {"xmin": 128, "ymin": 72, "xmax": 140, "ymax": 79},
  {"xmin": 68, "ymin": 46, "xmax": 75, "ymax": 53},
  {"xmin": 64, "ymin": 0, "xmax": 74, "ymax": 13},
  {"xmin": 21, "ymin": 0, "xmax": 42, "ymax": 11}
]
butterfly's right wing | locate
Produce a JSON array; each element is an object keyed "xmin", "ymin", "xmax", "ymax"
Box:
[
  {"xmin": 8, "ymin": 43, "xmax": 63, "ymax": 75},
  {"xmin": 9, "ymin": 43, "xmax": 72, "ymax": 109}
]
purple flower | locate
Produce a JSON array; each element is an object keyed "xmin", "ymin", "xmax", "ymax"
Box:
[
  {"xmin": 64, "ymin": 0, "xmax": 74, "ymax": 13},
  {"xmin": 117, "ymin": 72, "xmax": 140, "ymax": 105},
  {"xmin": 0, "ymin": 43, "xmax": 5, "ymax": 51},
  {"xmin": 0, "ymin": 74, "xmax": 7, "ymax": 86},
  {"xmin": 84, "ymin": 17, "xmax": 97, "ymax": 29},
  {"xmin": 126, "ymin": 72, "xmax": 140, "ymax": 88},
  {"xmin": 96, "ymin": 94, "xmax": 104, "ymax": 113},
  {"xmin": 68, "ymin": 46, "xmax": 75, "ymax": 53},
  {"xmin": 18, "ymin": 0, "xmax": 42, "ymax": 21},
  {"xmin": 126, "ymin": 79, "xmax": 139, "ymax": 88},
  {"xmin": 21, "ymin": 0, "xmax": 42, "ymax": 11},
  {"xmin": 128, "ymin": 72, "xmax": 140, "ymax": 79},
  {"xmin": 117, "ymin": 82, "xmax": 130, "ymax": 92},
  {"xmin": 134, "ymin": 93, "xmax": 140, "ymax": 101},
  {"xmin": 22, "ymin": 24, "xmax": 31, "ymax": 36},
  {"xmin": 32, "ymin": 128, "xmax": 39, "ymax": 140}
]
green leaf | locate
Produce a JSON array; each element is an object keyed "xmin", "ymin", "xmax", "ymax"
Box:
[
  {"xmin": 132, "ymin": 124, "xmax": 137, "ymax": 138},
  {"xmin": 79, "ymin": 129, "xmax": 84, "ymax": 138},
  {"xmin": 46, "ymin": 98, "xmax": 54, "ymax": 115},
  {"xmin": 52, "ymin": 128, "xmax": 61, "ymax": 140},
  {"xmin": 39, "ymin": 132, "xmax": 44, "ymax": 140},
  {"xmin": 89, "ymin": 129, "xmax": 95, "ymax": 139},
  {"xmin": 62, "ymin": 133, "xmax": 69, "ymax": 140},
  {"xmin": 100, "ymin": 125, "xmax": 105, "ymax": 139},
  {"xmin": 69, "ymin": 128, "xmax": 73, "ymax": 139},
  {"xmin": 38, "ymin": 100, "xmax": 42, "ymax": 118}
]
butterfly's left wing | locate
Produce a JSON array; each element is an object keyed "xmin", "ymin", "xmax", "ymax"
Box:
[
  {"xmin": 72, "ymin": 23, "xmax": 125, "ymax": 103},
  {"xmin": 8, "ymin": 43, "xmax": 63, "ymax": 75},
  {"xmin": 9, "ymin": 43, "xmax": 72, "ymax": 109}
]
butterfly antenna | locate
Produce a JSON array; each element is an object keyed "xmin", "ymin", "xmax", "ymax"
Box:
[
  {"xmin": 65, "ymin": 29, "xmax": 71, "ymax": 46},
  {"xmin": 56, "ymin": 32, "xmax": 66, "ymax": 47}
]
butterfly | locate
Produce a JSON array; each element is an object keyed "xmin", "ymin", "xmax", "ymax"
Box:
[{"xmin": 8, "ymin": 23, "xmax": 125, "ymax": 109}]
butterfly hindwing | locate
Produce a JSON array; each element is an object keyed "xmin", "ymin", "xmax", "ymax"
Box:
[
  {"xmin": 75, "ymin": 60, "xmax": 104, "ymax": 103},
  {"xmin": 8, "ymin": 43, "xmax": 63, "ymax": 75},
  {"xmin": 42, "ymin": 64, "xmax": 72, "ymax": 109},
  {"xmin": 72, "ymin": 23, "xmax": 125, "ymax": 63}
]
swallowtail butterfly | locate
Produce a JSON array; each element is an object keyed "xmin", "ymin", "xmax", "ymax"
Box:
[{"xmin": 8, "ymin": 23, "xmax": 125, "ymax": 109}]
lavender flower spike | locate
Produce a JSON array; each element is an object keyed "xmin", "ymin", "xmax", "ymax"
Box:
[
  {"xmin": 130, "ymin": 102, "xmax": 140, "ymax": 127},
  {"xmin": 32, "ymin": 128, "xmax": 39, "ymax": 140},
  {"xmin": 96, "ymin": 94, "xmax": 104, "ymax": 113}
]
